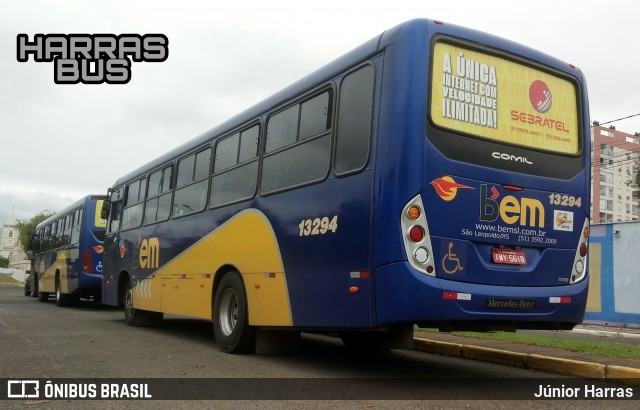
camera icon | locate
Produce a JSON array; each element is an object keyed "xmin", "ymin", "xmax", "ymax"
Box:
[{"xmin": 7, "ymin": 380, "xmax": 40, "ymax": 399}]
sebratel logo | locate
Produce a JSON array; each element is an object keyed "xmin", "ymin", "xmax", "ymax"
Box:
[
  {"xmin": 529, "ymin": 80, "xmax": 552, "ymax": 113},
  {"xmin": 511, "ymin": 79, "xmax": 570, "ymax": 133},
  {"xmin": 431, "ymin": 176, "xmax": 473, "ymax": 201}
]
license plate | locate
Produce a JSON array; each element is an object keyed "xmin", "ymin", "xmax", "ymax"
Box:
[{"xmin": 492, "ymin": 248, "xmax": 527, "ymax": 265}]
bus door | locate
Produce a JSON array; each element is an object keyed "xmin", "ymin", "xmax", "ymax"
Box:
[{"xmin": 103, "ymin": 188, "xmax": 123, "ymax": 304}]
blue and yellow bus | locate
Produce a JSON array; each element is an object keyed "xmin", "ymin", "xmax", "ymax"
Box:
[
  {"xmin": 101, "ymin": 19, "xmax": 590, "ymax": 353},
  {"xmin": 30, "ymin": 195, "xmax": 106, "ymax": 306}
]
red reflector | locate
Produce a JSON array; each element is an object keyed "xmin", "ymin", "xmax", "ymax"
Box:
[
  {"xmin": 82, "ymin": 249, "xmax": 93, "ymax": 273},
  {"xmin": 360, "ymin": 271, "xmax": 370, "ymax": 279},
  {"xmin": 561, "ymin": 297, "xmax": 572, "ymax": 304},
  {"xmin": 579, "ymin": 243, "xmax": 587, "ymax": 257},
  {"xmin": 502, "ymin": 185, "xmax": 524, "ymax": 191},
  {"xmin": 409, "ymin": 226, "xmax": 424, "ymax": 242},
  {"xmin": 443, "ymin": 292, "xmax": 457, "ymax": 300}
]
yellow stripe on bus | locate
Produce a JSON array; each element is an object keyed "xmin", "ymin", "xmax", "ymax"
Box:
[
  {"xmin": 39, "ymin": 250, "xmax": 71, "ymax": 294},
  {"xmin": 132, "ymin": 209, "xmax": 293, "ymax": 326}
]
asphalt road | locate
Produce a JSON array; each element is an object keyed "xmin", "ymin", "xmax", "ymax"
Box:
[{"xmin": 0, "ymin": 285, "xmax": 637, "ymax": 409}]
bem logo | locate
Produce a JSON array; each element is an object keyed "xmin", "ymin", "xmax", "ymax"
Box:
[
  {"xmin": 139, "ymin": 237, "xmax": 160, "ymax": 269},
  {"xmin": 480, "ymin": 185, "xmax": 545, "ymax": 228}
]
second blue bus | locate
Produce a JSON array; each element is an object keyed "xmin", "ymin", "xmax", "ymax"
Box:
[{"xmin": 30, "ymin": 195, "xmax": 106, "ymax": 306}]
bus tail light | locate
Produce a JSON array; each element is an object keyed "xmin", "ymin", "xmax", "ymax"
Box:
[
  {"xmin": 579, "ymin": 243, "xmax": 587, "ymax": 257},
  {"xmin": 570, "ymin": 218, "xmax": 589, "ymax": 284},
  {"xmin": 407, "ymin": 206, "xmax": 421, "ymax": 220},
  {"xmin": 83, "ymin": 249, "xmax": 93, "ymax": 273},
  {"xmin": 401, "ymin": 195, "xmax": 436, "ymax": 277},
  {"xmin": 409, "ymin": 226, "xmax": 424, "ymax": 242}
]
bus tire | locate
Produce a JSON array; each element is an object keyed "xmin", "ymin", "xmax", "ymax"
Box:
[
  {"xmin": 37, "ymin": 291, "xmax": 49, "ymax": 302},
  {"xmin": 24, "ymin": 281, "xmax": 30, "ymax": 296},
  {"xmin": 213, "ymin": 272, "xmax": 255, "ymax": 354},
  {"xmin": 123, "ymin": 280, "xmax": 162, "ymax": 327},
  {"xmin": 55, "ymin": 277, "xmax": 69, "ymax": 307}
]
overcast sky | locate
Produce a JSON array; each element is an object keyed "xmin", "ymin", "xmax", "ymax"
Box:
[{"xmin": 1, "ymin": 0, "xmax": 639, "ymax": 224}]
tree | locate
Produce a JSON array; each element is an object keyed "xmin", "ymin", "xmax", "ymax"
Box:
[
  {"xmin": 0, "ymin": 256, "xmax": 8, "ymax": 268},
  {"xmin": 16, "ymin": 211, "xmax": 54, "ymax": 255}
]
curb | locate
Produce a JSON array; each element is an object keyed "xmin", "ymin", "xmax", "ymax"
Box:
[
  {"xmin": 572, "ymin": 328, "xmax": 640, "ymax": 339},
  {"xmin": 413, "ymin": 337, "xmax": 640, "ymax": 385}
]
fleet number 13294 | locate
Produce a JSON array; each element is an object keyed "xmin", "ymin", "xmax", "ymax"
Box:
[{"xmin": 298, "ymin": 215, "xmax": 338, "ymax": 236}]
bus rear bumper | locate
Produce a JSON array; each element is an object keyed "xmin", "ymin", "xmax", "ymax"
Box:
[
  {"xmin": 74, "ymin": 272, "xmax": 102, "ymax": 299},
  {"xmin": 78, "ymin": 272, "xmax": 102, "ymax": 289},
  {"xmin": 374, "ymin": 262, "xmax": 589, "ymax": 331}
]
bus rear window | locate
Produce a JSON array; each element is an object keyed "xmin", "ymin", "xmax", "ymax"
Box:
[
  {"xmin": 430, "ymin": 41, "xmax": 579, "ymax": 155},
  {"xmin": 94, "ymin": 200, "xmax": 107, "ymax": 228}
]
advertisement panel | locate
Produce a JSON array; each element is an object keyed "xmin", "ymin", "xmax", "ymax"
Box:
[{"xmin": 431, "ymin": 41, "xmax": 579, "ymax": 155}]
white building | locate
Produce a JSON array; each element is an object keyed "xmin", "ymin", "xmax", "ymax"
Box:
[
  {"xmin": 590, "ymin": 125, "xmax": 640, "ymax": 223},
  {"xmin": 0, "ymin": 208, "xmax": 29, "ymax": 270}
]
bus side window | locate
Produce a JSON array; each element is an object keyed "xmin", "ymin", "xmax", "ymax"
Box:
[
  {"xmin": 62, "ymin": 214, "xmax": 72, "ymax": 245},
  {"xmin": 51, "ymin": 221, "xmax": 59, "ymax": 249},
  {"xmin": 41, "ymin": 225, "xmax": 49, "ymax": 253},
  {"xmin": 334, "ymin": 64, "xmax": 375, "ymax": 175},
  {"xmin": 210, "ymin": 124, "xmax": 259, "ymax": 208},
  {"xmin": 174, "ymin": 147, "xmax": 211, "ymax": 217},
  {"xmin": 70, "ymin": 208, "xmax": 83, "ymax": 245},
  {"xmin": 261, "ymin": 90, "xmax": 333, "ymax": 194},
  {"xmin": 144, "ymin": 165, "xmax": 173, "ymax": 224},
  {"xmin": 122, "ymin": 178, "xmax": 146, "ymax": 230}
]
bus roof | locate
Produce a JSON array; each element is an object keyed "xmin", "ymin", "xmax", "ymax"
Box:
[
  {"xmin": 109, "ymin": 18, "xmax": 583, "ymax": 189},
  {"xmin": 110, "ymin": 22, "xmax": 386, "ymax": 188},
  {"xmin": 36, "ymin": 195, "xmax": 106, "ymax": 230}
]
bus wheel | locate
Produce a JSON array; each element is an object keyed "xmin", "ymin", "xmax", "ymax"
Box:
[
  {"xmin": 123, "ymin": 280, "xmax": 162, "ymax": 326},
  {"xmin": 36, "ymin": 275, "xmax": 48, "ymax": 301},
  {"xmin": 24, "ymin": 281, "xmax": 30, "ymax": 296},
  {"xmin": 31, "ymin": 277, "xmax": 38, "ymax": 297},
  {"xmin": 55, "ymin": 277, "xmax": 69, "ymax": 307},
  {"xmin": 213, "ymin": 272, "xmax": 255, "ymax": 354}
]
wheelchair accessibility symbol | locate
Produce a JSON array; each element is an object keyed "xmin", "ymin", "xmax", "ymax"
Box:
[{"xmin": 442, "ymin": 242, "xmax": 464, "ymax": 274}]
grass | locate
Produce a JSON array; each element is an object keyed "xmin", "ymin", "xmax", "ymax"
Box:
[
  {"xmin": 0, "ymin": 276, "xmax": 22, "ymax": 285},
  {"xmin": 417, "ymin": 328, "xmax": 640, "ymax": 361}
]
